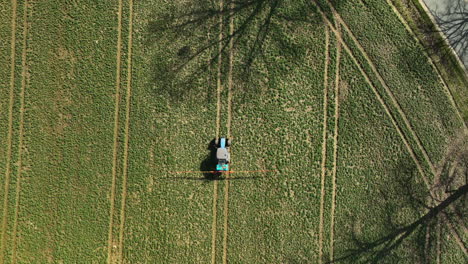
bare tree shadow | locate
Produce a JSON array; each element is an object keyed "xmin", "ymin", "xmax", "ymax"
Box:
[
  {"xmin": 332, "ymin": 152, "xmax": 468, "ymax": 263},
  {"xmin": 145, "ymin": 0, "xmax": 324, "ymax": 102}
]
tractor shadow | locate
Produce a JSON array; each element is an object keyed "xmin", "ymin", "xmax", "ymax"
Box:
[{"xmin": 199, "ymin": 138, "xmax": 221, "ymax": 180}]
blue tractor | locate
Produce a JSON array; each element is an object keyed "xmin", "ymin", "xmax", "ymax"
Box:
[{"xmin": 214, "ymin": 137, "xmax": 231, "ymax": 172}]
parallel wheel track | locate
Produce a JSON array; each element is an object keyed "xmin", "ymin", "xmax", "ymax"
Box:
[
  {"xmin": 211, "ymin": 1, "xmax": 224, "ymax": 263},
  {"xmin": 313, "ymin": 0, "xmax": 468, "ymax": 258},
  {"xmin": 0, "ymin": 1, "xmax": 19, "ymax": 262},
  {"xmin": 318, "ymin": 25, "xmax": 330, "ymax": 264},
  {"xmin": 222, "ymin": 2, "xmax": 235, "ymax": 263},
  {"xmin": 116, "ymin": 0, "xmax": 134, "ymax": 262},
  {"xmin": 311, "ymin": 0, "xmax": 429, "ymax": 190},
  {"xmin": 10, "ymin": 1, "xmax": 30, "ymax": 262},
  {"xmin": 329, "ymin": 20, "xmax": 342, "ymax": 263}
]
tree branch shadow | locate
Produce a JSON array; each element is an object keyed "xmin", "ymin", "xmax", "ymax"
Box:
[
  {"xmin": 145, "ymin": 0, "xmax": 323, "ymax": 103},
  {"xmin": 331, "ymin": 155, "xmax": 467, "ymax": 263}
]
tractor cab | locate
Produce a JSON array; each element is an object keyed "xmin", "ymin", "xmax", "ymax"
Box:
[{"xmin": 215, "ymin": 137, "xmax": 231, "ymax": 172}]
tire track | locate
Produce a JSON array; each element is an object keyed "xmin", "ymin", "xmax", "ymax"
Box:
[
  {"xmin": 211, "ymin": 1, "xmax": 224, "ymax": 263},
  {"xmin": 0, "ymin": 1, "xmax": 18, "ymax": 262},
  {"xmin": 318, "ymin": 0, "xmax": 437, "ymax": 178},
  {"xmin": 382, "ymin": 0, "xmax": 466, "ymax": 130},
  {"xmin": 117, "ymin": 0, "xmax": 134, "ymax": 262},
  {"xmin": 311, "ymin": 0, "xmax": 430, "ymax": 190},
  {"xmin": 11, "ymin": 1, "xmax": 29, "ymax": 262},
  {"xmin": 107, "ymin": 0, "xmax": 123, "ymax": 263},
  {"xmin": 222, "ymin": 2, "xmax": 234, "ymax": 263},
  {"xmin": 329, "ymin": 21, "xmax": 341, "ymax": 263},
  {"xmin": 318, "ymin": 25, "xmax": 329, "ymax": 264}
]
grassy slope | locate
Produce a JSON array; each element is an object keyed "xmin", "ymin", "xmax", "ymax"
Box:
[{"xmin": 10, "ymin": 1, "xmax": 118, "ymax": 262}]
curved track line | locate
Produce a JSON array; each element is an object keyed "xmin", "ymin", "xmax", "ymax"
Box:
[
  {"xmin": 329, "ymin": 21, "xmax": 341, "ymax": 263},
  {"xmin": 11, "ymin": 1, "xmax": 29, "ymax": 262},
  {"xmin": 211, "ymin": 1, "xmax": 224, "ymax": 262},
  {"xmin": 318, "ymin": 26, "xmax": 329, "ymax": 264},
  {"xmin": 117, "ymin": 0, "xmax": 134, "ymax": 262},
  {"xmin": 222, "ymin": 3, "xmax": 234, "ymax": 263},
  {"xmin": 0, "ymin": 1, "xmax": 18, "ymax": 262},
  {"xmin": 320, "ymin": 0, "xmax": 437, "ymax": 178},
  {"xmin": 107, "ymin": 1, "xmax": 123, "ymax": 263},
  {"xmin": 382, "ymin": 0, "xmax": 466, "ymax": 130},
  {"xmin": 311, "ymin": 0, "xmax": 430, "ymax": 190}
]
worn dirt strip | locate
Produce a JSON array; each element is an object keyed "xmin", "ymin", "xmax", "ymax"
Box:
[
  {"xmin": 117, "ymin": 0, "xmax": 134, "ymax": 262},
  {"xmin": 382, "ymin": 0, "xmax": 466, "ymax": 130},
  {"xmin": 329, "ymin": 21, "xmax": 341, "ymax": 263},
  {"xmin": 211, "ymin": 1, "xmax": 224, "ymax": 263},
  {"xmin": 0, "ymin": 1, "xmax": 18, "ymax": 262},
  {"xmin": 311, "ymin": 0, "xmax": 429, "ymax": 190},
  {"xmin": 10, "ymin": 1, "xmax": 29, "ymax": 263},
  {"xmin": 222, "ymin": 2, "xmax": 235, "ymax": 263},
  {"xmin": 318, "ymin": 26, "xmax": 330, "ymax": 264},
  {"xmin": 320, "ymin": 0, "xmax": 437, "ymax": 178},
  {"xmin": 107, "ymin": 0, "xmax": 124, "ymax": 263}
]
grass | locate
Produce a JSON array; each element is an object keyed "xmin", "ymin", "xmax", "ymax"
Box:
[
  {"xmin": 0, "ymin": 1, "xmax": 119, "ymax": 262},
  {"xmin": 0, "ymin": 0, "xmax": 465, "ymax": 263}
]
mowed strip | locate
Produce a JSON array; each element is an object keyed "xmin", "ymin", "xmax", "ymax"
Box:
[
  {"xmin": 317, "ymin": 25, "xmax": 330, "ymax": 264},
  {"xmin": 107, "ymin": 0, "xmax": 124, "ymax": 263},
  {"xmin": 11, "ymin": 1, "xmax": 30, "ymax": 263},
  {"xmin": 311, "ymin": 0, "xmax": 429, "ymax": 189},
  {"xmin": 0, "ymin": 1, "xmax": 18, "ymax": 262},
  {"xmin": 329, "ymin": 20, "xmax": 342, "ymax": 263},
  {"xmin": 117, "ymin": 0, "xmax": 134, "ymax": 261},
  {"xmin": 212, "ymin": 1, "xmax": 224, "ymax": 263},
  {"xmin": 222, "ymin": 2, "xmax": 235, "ymax": 263}
]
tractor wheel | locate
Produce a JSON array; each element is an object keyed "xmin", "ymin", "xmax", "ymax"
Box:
[{"xmin": 227, "ymin": 139, "xmax": 231, "ymax": 147}]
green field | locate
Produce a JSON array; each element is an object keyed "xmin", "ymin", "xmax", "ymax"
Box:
[{"xmin": 0, "ymin": 0, "xmax": 466, "ymax": 263}]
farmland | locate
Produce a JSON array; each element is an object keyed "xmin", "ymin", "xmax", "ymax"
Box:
[{"xmin": 0, "ymin": 0, "xmax": 466, "ymax": 263}]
